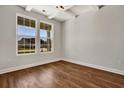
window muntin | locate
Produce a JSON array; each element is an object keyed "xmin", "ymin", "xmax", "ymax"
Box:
[
  {"xmin": 40, "ymin": 22, "xmax": 53, "ymax": 52},
  {"xmin": 17, "ymin": 15, "xmax": 36, "ymax": 55}
]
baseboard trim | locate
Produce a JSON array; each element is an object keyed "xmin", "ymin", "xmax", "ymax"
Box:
[
  {"xmin": 0, "ymin": 58, "xmax": 124, "ymax": 76},
  {"xmin": 0, "ymin": 58, "xmax": 61, "ymax": 74},
  {"xmin": 63, "ymin": 58, "xmax": 124, "ymax": 76}
]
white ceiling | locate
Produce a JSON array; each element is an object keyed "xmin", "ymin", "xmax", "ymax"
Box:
[{"xmin": 20, "ymin": 5, "xmax": 99, "ymax": 22}]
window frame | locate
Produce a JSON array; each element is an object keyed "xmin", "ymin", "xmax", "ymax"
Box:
[
  {"xmin": 39, "ymin": 20, "xmax": 54, "ymax": 54},
  {"xmin": 16, "ymin": 13, "xmax": 37, "ymax": 56}
]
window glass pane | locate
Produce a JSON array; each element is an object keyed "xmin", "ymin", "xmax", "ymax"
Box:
[
  {"xmin": 31, "ymin": 20, "xmax": 35, "ymax": 28},
  {"xmin": 18, "ymin": 39, "xmax": 25, "ymax": 54},
  {"xmin": 25, "ymin": 18, "xmax": 30, "ymax": 27},
  {"xmin": 40, "ymin": 28, "xmax": 52, "ymax": 52},
  {"xmin": 40, "ymin": 22, "xmax": 51, "ymax": 31},
  {"xmin": 18, "ymin": 16, "xmax": 24, "ymax": 25}
]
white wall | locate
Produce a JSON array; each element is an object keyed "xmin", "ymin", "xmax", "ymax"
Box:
[
  {"xmin": 0, "ymin": 6, "xmax": 62, "ymax": 70},
  {"xmin": 62, "ymin": 5, "xmax": 124, "ymax": 71}
]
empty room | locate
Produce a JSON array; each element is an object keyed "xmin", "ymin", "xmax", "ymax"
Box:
[{"xmin": 0, "ymin": 5, "xmax": 124, "ymax": 88}]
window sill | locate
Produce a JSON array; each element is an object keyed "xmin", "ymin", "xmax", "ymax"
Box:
[
  {"xmin": 40, "ymin": 51, "xmax": 54, "ymax": 54},
  {"xmin": 16, "ymin": 53, "xmax": 37, "ymax": 56}
]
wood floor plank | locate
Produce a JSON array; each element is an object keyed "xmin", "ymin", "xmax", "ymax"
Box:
[
  {"xmin": 50, "ymin": 62, "xmax": 121, "ymax": 87},
  {"xmin": 0, "ymin": 60, "xmax": 124, "ymax": 88}
]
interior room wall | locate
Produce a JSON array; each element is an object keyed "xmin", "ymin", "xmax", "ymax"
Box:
[
  {"xmin": 0, "ymin": 5, "xmax": 124, "ymax": 75},
  {"xmin": 0, "ymin": 5, "xmax": 62, "ymax": 70},
  {"xmin": 62, "ymin": 5, "xmax": 124, "ymax": 72}
]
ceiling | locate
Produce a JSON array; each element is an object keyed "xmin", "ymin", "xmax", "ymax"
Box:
[{"xmin": 20, "ymin": 5, "xmax": 100, "ymax": 22}]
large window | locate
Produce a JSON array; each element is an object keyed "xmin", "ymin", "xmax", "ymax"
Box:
[
  {"xmin": 17, "ymin": 15, "xmax": 36, "ymax": 55},
  {"xmin": 16, "ymin": 14, "xmax": 54, "ymax": 55},
  {"xmin": 40, "ymin": 22, "xmax": 53, "ymax": 52}
]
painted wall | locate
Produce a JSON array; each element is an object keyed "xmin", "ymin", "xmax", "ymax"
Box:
[
  {"xmin": 0, "ymin": 6, "xmax": 62, "ymax": 70},
  {"xmin": 62, "ymin": 6, "xmax": 124, "ymax": 71},
  {"xmin": 1, "ymin": 5, "xmax": 124, "ymax": 74}
]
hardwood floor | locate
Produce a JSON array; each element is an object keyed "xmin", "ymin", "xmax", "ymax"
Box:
[{"xmin": 0, "ymin": 60, "xmax": 124, "ymax": 88}]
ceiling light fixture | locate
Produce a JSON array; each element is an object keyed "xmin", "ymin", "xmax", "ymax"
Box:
[
  {"xmin": 56, "ymin": 5, "xmax": 65, "ymax": 10},
  {"xmin": 42, "ymin": 9, "xmax": 46, "ymax": 12},
  {"xmin": 98, "ymin": 5, "xmax": 105, "ymax": 9}
]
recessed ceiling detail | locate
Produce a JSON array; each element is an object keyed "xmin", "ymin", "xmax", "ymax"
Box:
[{"xmin": 20, "ymin": 5, "xmax": 99, "ymax": 22}]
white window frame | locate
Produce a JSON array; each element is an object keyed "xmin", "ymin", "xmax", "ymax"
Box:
[
  {"xmin": 39, "ymin": 20, "xmax": 54, "ymax": 54},
  {"xmin": 16, "ymin": 13, "xmax": 37, "ymax": 56}
]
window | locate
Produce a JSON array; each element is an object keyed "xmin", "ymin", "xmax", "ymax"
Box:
[
  {"xmin": 17, "ymin": 15, "xmax": 36, "ymax": 55},
  {"xmin": 16, "ymin": 14, "xmax": 54, "ymax": 55},
  {"xmin": 40, "ymin": 22, "xmax": 53, "ymax": 52}
]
